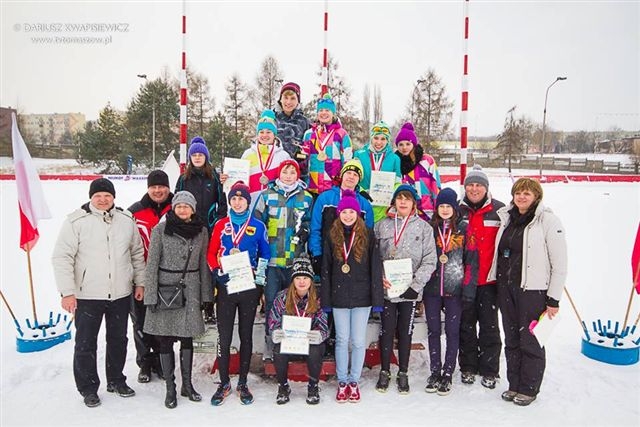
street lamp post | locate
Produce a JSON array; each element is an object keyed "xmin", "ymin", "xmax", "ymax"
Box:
[
  {"xmin": 539, "ymin": 76, "xmax": 567, "ymax": 176},
  {"xmin": 137, "ymin": 74, "xmax": 156, "ymax": 168}
]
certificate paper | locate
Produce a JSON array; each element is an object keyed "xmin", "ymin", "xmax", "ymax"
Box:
[
  {"xmin": 532, "ymin": 312, "xmax": 561, "ymax": 348},
  {"xmin": 223, "ymin": 158, "xmax": 250, "ymax": 193},
  {"xmin": 280, "ymin": 315, "xmax": 312, "ymax": 355},
  {"xmin": 383, "ymin": 258, "xmax": 413, "ymax": 298},
  {"xmin": 369, "ymin": 171, "xmax": 396, "ymax": 206},
  {"xmin": 220, "ymin": 251, "xmax": 255, "ymax": 294}
]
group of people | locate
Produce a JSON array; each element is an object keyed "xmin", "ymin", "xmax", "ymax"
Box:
[{"xmin": 52, "ymin": 81, "xmax": 567, "ymax": 410}]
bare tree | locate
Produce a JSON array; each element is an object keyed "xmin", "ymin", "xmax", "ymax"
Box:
[
  {"xmin": 373, "ymin": 85, "xmax": 383, "ymax": 123},
  {"xmin": 223, "ymin": 74, "xmax": 252, "ymax": 137},
  {"xmin": 362, "ymin": 84, "xmax": 371, "ymax": 131},
  {"xmin": 187, "ymin": 68, "xmax": 214, "ymax": 138},
  {"xmin": 254, "ymin": 55, "xmax": 284, "ymax": 112},
  {"xmin": 496, "ymin": 106, "xmax": 533, "ymax": 172}
]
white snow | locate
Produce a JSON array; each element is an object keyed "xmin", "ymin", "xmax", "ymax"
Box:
[{"xmin": 1, "ymin": 167, "xmax": 639, "ymax": 426}]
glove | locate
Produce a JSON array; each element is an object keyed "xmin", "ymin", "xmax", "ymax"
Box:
[
  {"xmin": 372, "ymin": 306, "xmax": 384, "ymax": 313},
  {"xmin": 307, "ymin": 330, "xmax": 323, "ymax": 345},
  {"xmin": 213, "ymin": 268, "xmax": 230, "ymax": 286},
  {"xmin": 272, "ymin": 329, "xmax": 285, "ymax": 344},
  {"xmin": 255, "ymin": 258, "xmax": 268, "ymax": 286},
  {"xmin": 399, "ymin": 287, "xmax": 419, "ymax": 300},
  {"xmin": 312, "ymin": 255, "xmax": 322, "ymax": 277}
]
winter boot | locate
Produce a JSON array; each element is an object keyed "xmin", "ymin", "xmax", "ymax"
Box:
[
  {"xmin": 513, "ymin": 393, "xmax": 537, "ymax": 406},
  {"xmin": 375, "ymin": 370, "xmax": 391, "ymax": 393},
  {"xmin": 179, "ymin": 349, "xmax": 202, "ymax": 402},
  {"xmin": 276, "ymin": 383, "xmax": 291, "ymax": 405},
  {"xmin": 137, "ymin": 360, "xmax": 152, "ymax": 383},
  {"xmin": 481, "ymin": 375, "xmax": 497, "ymax": 389},
  {"xmin": 306, "ymin": 382, "xmax": 320, "ymax": 405},
  {"xmin": 396, "ymin": 371, "xmax": 410, "ymax": 394},
  {"xmin": 159, "ymin": 352, "xmax": 177, "ymax": 409},
  {"xmin": 461, "ymin": 371, "xmax": 476, "ymax": 385}
]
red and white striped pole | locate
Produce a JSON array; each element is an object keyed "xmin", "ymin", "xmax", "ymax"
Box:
[
  {"xmin": 321, "ymin": 0, "xmax": 329, "ymax": 96},
  {"xmin": 459, "ymin": 0, "xmax": 470, "ymax": 187},
  {"xmin": 179, "ymin": 0, "xmax": 188, "ymax": 173}
]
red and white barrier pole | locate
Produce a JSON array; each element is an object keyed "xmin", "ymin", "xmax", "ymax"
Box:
[
  {"xmin": 179, "ymin": 1, "xmax": 188, "ymax": 173},
  {"xmin": 459, "ymin": 0, "xmax": 470, "ymax": 187},
  {"xmin": 321, "ymin": 0, "xmax": 329, "ymax": 96}
]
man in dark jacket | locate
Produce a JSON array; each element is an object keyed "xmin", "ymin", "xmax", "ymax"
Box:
[
  {"xmin": 458, "ymin": 165, "xmax": 505, "ymax": 389},
  {"xmin": 128, "ymin": 170, "xmax": 173, "ymax": 383}
]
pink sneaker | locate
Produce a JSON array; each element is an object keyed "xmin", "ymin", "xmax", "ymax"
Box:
[
  {"xmin": 336, "ymin": 382, "xmax": 349, "ymax": 403},
  {"xmin": 348, "ymin": 382, "xmax": 360, "ymax": 403}
]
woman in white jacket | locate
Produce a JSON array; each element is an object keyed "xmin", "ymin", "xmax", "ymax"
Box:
[{"xmin": 488, "ymin": 178, "xmax": 567, "ymax": 406}]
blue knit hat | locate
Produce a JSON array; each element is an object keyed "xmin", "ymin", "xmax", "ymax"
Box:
[
  {"xmin": 256, "ymin": 109, "xmax": 278, "ymax": 135},
  {"xmin": 392, "ymin": 183, "xmax": 419, "ymax": 205},
  {"xmin": 317, "ymin": 93, "xmax": 336, "ymax": 114},
  {"xmin": 188, "ymin": 136, "xmax": 210, "ymax": 162},
  {"xmin": 435, "ymin": 188, "xmax": 459, "ymax": 211}
]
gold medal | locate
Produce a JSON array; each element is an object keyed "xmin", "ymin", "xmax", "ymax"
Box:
[
  {"xmin": 341, "ymin": 264, "xmax": 351, "ymax": 274},
  {"xmin": 390, "ymin": 248, "xmax": 397, "ymax": 258},
  {"xmin": 317, "ymin": 151, "xmax": 328, "ymax": 161},
  {"xmin": 230, "ymin": 248, "xmax": 240, "ymax": 255},
  {"xmin": 259, "ymin": 174, "xmax": 269, "ymax": 185},
  {"xmin": 439, "ymin": 254, "xmax": 449, "ymax": 264}
]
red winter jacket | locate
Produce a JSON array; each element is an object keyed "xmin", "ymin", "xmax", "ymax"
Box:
[{"xmin": 128, "ymin": 193, "xmax": 173, "ymax": 260}]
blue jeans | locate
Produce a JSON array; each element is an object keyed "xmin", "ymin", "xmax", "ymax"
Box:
[
  {"xmin": 333, "ymin": 306, "xmax": 371, "ymax": 384},
  {"xmin": 265, "ymin": 266, "xmax": 292, "ymax": 332}
]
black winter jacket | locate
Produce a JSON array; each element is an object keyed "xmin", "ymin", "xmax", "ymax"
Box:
[{"xmin": 175, "ymin": 168, "xmax": 227, "ymax": 233}]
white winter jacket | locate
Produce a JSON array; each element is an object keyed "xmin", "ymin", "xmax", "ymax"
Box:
[
  {"xmin": 52, "ymin": 203, "xmax": 146, "ymax": 300},
  {"xmin": 487, "ymin": 202, "xmax": 567, "ymax": 301}
]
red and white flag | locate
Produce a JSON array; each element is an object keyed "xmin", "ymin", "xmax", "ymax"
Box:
[{"xmin": 11, "ymin": 112, "xmax": 51, "ymax": 251}]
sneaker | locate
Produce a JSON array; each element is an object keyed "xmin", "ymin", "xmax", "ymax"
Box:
[
  {"xmin": 513, "ymin": 393, "xmax": 536, "ymax": 406},
  {"xmin": 336, "ymin": 382, "xmax": 349, "ymax": 403},
  {"xmin": 137, "ymin": 364, "xmax": 151, "ymax": 383},
  {"xmin": 348, "ymin": 382, "xmax": 361, "ymax": 403},
  {"xmin": 424, "ymin": 373, "xmax": 441, "ymax": 393},
  {"xmin": 106, "ymin": 383, "xmax": 136, "ymax": 397},
  {"xmin": 276, "ymin": 383, "xmax": 291, "ymax": 405},
  {"xmin": 436, "ymin": 376, "xmax": 452, "ymax": 396},
  {"xmin": 481, "ymin": 375, "xmax": 497, "ymax": 389},
  {"xmin": 83, "ymin": 393, "xmax": 101, "ymax": 408},
  {"xmin": 396, "ymin": 372, "xmax": 410, "ymax": 394},
  {"xmin": 501, "ymin": 390, "xmax": 518, "ymax": 402},
  {"xmin": 460, "ymin": 371, "xmax": 476, "ymax": 385},
  {"xmin": 237, "ymin": 383, "xmax": 254, "ymax": 405},
  {"xmin": 306, "ymin": 383, "xmax": 320, "ymax": 405},
  {"xmin": 375, "ymin": 370, "xmax": 391, "ymax": 393},
  {"xmin": 210, "ymin": 383, "xmax": 231, "ymax": 406}
]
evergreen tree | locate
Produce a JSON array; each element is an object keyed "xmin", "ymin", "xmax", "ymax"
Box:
[
  {"xmin": 223, "ymin": 74, "xmax": 253, "ymax": 139},
  {"xmin": 76, "ymin": 103, "xmax": 129, "ymax": 173},
  {"xmin": 187, "ymin": 68, "xmax": 215, "ymax": 139}
]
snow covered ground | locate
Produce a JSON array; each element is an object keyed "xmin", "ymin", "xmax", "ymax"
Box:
[{"xmin": 1, "ymin": 166, "xmax": 639, "ymax": 426}]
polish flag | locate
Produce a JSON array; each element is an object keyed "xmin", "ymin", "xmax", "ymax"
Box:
[
  {"xmin": 11, "ymin": 113, "xmax": 51, "ymax": 251},
  {"xmin": 633, "ymin": 222, "xmax": 640, "ymax": 294}
]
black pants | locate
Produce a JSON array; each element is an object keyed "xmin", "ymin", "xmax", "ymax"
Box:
[
  {"xmin": 459, "ymin": 285, "xmax": 502, "ymax": 377},
  {"xmin": 155, "ymin": 336, "xmax": 193, "ymax": 353},
  {"xmin": 73, "ymin": 296, "xmax": 129, "ymax": 396},
  {"xmin": 216, "ymin": 286, "xmax": 260, "ymax": 385},
  {"xmin": 497, "ymin": 282, "xmax": 547, "ymax": 397},
  {"xmin": 274, "ymin": 343, "xmax": 326, "ymax": 385},
  {"xmin": 130, "ymin": 296, "xmax": 158, "ymax": 368},
  {"xmin": 379, "ymin": 300, "xmax": 416, "ymax": 372}
]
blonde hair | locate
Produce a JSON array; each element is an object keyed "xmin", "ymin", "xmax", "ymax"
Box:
[
  {"xmin": 329, "ymin": 216, "xmax": 369, "ymax": 264},
  {"xmin": 511, "ymin": 178, "xmax": 543, "ymax": 201},
  {"xmin": 285, "ymin": 279, "xmax": 319, "ymax": 315}
]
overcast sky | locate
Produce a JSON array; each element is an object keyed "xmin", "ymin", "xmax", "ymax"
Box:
[{"xmin": 1, "ymin": 1, "xmax": 638, "ymax": 137}]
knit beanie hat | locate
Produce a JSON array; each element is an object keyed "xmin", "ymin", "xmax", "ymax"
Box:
[
  {"xmin": 291, "ymin": 255, "xmax": 315, "ymax": 280},
  {"xmin": 340, "ymin": 159, "xmax": 363, "ymax": 181},
  {"xmin": 256, "ymin": 109, "xmax": 278, "ymax": 135},
  {"xmin": 89, "ymin": 178, "xmax": 116, "ymax": 198},
  {"xmin": 435, "ymin": 188, "xmax": 459, "ymax": 210},
  {"xmin": 370, "ymin": 120, "xmax": 391, "ymax": 143},
  {"xmin": 395, "ymin": 122, "xmax": 418, "ymax": 146},
  {"xmin": 172, "ymin": 190, "xmax": 197, "ymax": 211},
  {"xmin": 188, "ymin": 136, "xmax": 210, "ymax": 162},
  {"xmin": 464, "ymin": 164, "xmax": 489, "ymax": 189},
  {"xmin": 317, "ymin": 93, "xmax": 336, "ymax": 114},
  {"xmin": 337, "ymin": 189, "xmax": 361, "ymax": 215},
  {"xmin": 147, "ymin": 169, "xmax": 170, "ymax": 188},
  {"xmin": 278, "ymin": 159, "xmax": 301, "ymax": 180},
  {"xmin": 280, "ymin": 82, "xmax": 301, "ymax": 101},
  {"xmin": 391, "ymin": 183, "xmax": 419, "ymax": 205},
  {"xmin": 228, "ymin": 181, "xmax": 251, "ymax": 205}
]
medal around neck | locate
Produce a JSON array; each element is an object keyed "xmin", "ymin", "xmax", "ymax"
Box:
[
  {"xmin": 439, "ymin": 254, "xmax": 449, "ymax": 264},
  {"xmin": 341, "ymin": 264, "xmax": 350, "ymax": 274}
]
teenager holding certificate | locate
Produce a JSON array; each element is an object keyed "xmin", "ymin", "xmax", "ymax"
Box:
[
  {"xmin": 206, "ymin": 182, "xmax": 270, "ymax": 406},
  {"xmin": 423, "ymin": 188, "xmax": 478, "ymax": 396},
  {"xmin": 320, "ymin": 190, "xmax": 384, "ymax": 403},
  {"xmin": 268, "ymin": 256, "xmax": 329, "ymax": 405},
  {"xmin": 373, "ymin": 184, "xmax": 437, "ymax": 394}
]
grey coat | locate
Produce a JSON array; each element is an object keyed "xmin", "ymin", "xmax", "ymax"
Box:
[
  {"xmin": 374, "ymin": 211, "xmax": 437, "ymax": 302},
  {"xmin": 143, "ymin": 222, "xmax": 212, "ymax": 338}
]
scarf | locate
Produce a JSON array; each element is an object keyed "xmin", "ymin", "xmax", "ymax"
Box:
[
  {"xmin": 164, "ymin": 210, "xmax": 205, "ymax": 239},
  {"xmin": 508, "ymin": 204, "xmax": 537, "ymax": 227},
  {"xmin": 229, "ymin": 209, "xmax": 250, "ymax": 226},
  {"xmin": 396, "ymin": 144, "xmax": 424, "ymax": 176},
  {"xmin": 276, "ymin": 179, "xmax": 298, "ymax": 195}
]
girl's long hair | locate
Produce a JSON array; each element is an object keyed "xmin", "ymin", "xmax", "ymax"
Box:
[
  {"xmin": 285, "ymin": 280, "xmax": 319, "ymax": 315},
  {"xmin": 329, "ymin": 215, "xmax": 368, "ymax": 263},
  {"xmin": 184, "ymin": 160, "xmax": 213, "ymax": 179},
  {"xmin": 430, "ymin": 208, "xmax": 459, "ymax": 230}
]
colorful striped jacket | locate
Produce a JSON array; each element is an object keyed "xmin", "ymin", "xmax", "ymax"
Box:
[{"xmin": 240, "ymin": 139, "xmax": 292, "ymax": 210}]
